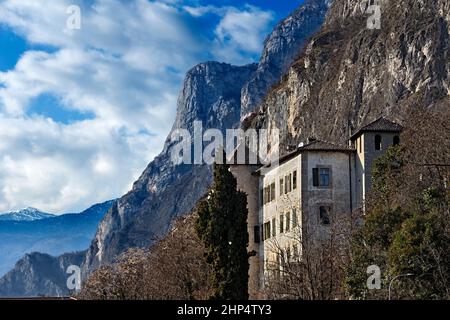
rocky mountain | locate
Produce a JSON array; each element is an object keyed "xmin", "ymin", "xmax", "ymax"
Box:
[
  {"xmin": 0, "ymin": 251, "xmax": 85, "ymax": 297},
  {"xmin": 0, "ymin": 200, "xmax": 114, "ymax": 277},
  {"xmin": 0, "ymin": 208, "xmax": 54, "ymax": 222},
  {"xmin": 83, "ymin": 62, "xmax": 257, "ymax": 273},
  {"xmin": 241, "ymin": 0, "xmax": 333, "ymax": 116},
  {"xmin": 82, "ymin": 0, "xmax": 333, "ymax": 275},
  {"xmin": 251, "ymin": 0, "xmax": 449, "ymax": 150},
  {"xmin": 4, "ymin": 0, "xmax": 446, "ymax": 297}
]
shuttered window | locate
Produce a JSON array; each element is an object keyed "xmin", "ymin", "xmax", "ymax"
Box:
[
  {"xmin": 285, "ymin": 211, "xmax": 290, "ymax": 232},
  {"xmin": 272, "ymin": 218, "xmax": 276, "ymax": 237},
  {"xmin": 313, "ymin": 168, "xmax": 330, "ymax": 187}
]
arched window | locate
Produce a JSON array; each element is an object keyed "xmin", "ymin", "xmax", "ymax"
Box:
[
  {"xmin": 393, "ymin": 135, "xmax": 400, "ymax": 145},
  {"xmin": 375, "ymin": 135, "xmax": 382, "ymax": 150}
]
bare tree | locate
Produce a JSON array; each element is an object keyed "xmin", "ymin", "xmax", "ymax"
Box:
[
  {"xmin": 78, "ymin": 214, "xmax": 213, "ymax": 300},
  {"xmin": 262, "ymin": 195, "xmax": 361, "ymax": 300}
]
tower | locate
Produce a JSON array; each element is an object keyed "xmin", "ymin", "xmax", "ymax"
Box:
[{"xmin": 350, "ymin": 117, "xmax": 403, "ymax": 210}]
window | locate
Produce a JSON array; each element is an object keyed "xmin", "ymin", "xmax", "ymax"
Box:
[
  {"xmin": 286, "ymin": 247, "xmax": 291, "ymax": 262},
  {"xmin": 320, "ymin": 168, "xmax": 330, "ymax": 186},
  {"xmin": 279, "ymin": 214, "xmax": 284, "ymax": 234},
  {"xmin": 293, "ymin": 171, "xmax": 297, "ymax": 190},
  {"xmin": 280, "ymin": 251, "xmax": 285, "ymax": 268},
  {"xmin": 270, "ymin": 182, "xmax": 276, "ymax": 202},
  {"xmin": 319, "ymin": 206, "xmax": 331, "ymax": 225},
  {"xmin": 279, "ymin": 178, "xmax": 284, "ymax": 196},
  {"xmin": 393, "ymin": 135, "xmax": 400, "ymax": 145},
  {"xmin": 292, "ymin": 208, "xmax": 298, "ymax": 227},
  {"xmin": 313, "ymin": 168, "xmax": 318, "ymax": 186},
  {"xmin": 264, "ymin": 183, "xmax": 276, "ymax": 204},
  {"xmin": 293, "ymin": 244, "xmax": 299, "ymax": 260},
  {"xmin": 254, "ymin": 226, "xmax": 260, "ymax": 243},
  {"xmin": 264, "ymin": 222, "xmax": 271, "ymax": 240},
  {"xmin": 285, "ymin": 211, "xmax": 290, "ymax": 232},
  {"xmin": 359, "ymin": 137, "xmax": 362, "ymax": 154},
  {"xmin": 284, "ymin": 174, "xmax": 292, "ymax": 193},
  {"xmin": 375, "ymin": 134, "xmax": 382, "ymax": 150},
  {"xmin": 272, "ymin": 218, "xmax": 276, "ymax": 237},
  {"xmin": 313, "ymin": 168, "xmax": 331, "ymax": 187}
]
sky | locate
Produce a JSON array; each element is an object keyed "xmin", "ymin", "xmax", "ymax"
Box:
[{"xmin": 0, "ymin": 0, "xmax": 304, "ymax": 214}]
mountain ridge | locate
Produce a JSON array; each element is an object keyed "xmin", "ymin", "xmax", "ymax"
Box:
[
  {"xmin": 0, "ymin": 208, "xmax": 54, "ymax": 222},
  {"xmin": 81, "ymin": 0, "xmax": 334, "ymax": 276},
  {"xmin": 0, "ymin": 200, "xmax": 115, "ymax": 277},
  {"xmin": 0, "ymin": 251, "xmax": 85, "ymax": 298},
  {"xmin": 250, "ymin": 0, "xmax": 449, "ymax": 152}
]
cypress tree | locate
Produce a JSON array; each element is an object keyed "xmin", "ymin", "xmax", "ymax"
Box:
[{"xmin": 195, "ymin": 160, "xmax": 249, "ymax": 300}]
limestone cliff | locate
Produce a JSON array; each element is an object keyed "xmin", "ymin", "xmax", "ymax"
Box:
[
  {"xmin": 252, "ymin": 0, "xmax": 449, "ymax": 151},
  {"xmin": 83, "ymin": 62, "xmax": 256, "ymax": 272},
  {"xmin": 0, "ymin": 252, "xmax": 84, "ymax": 297},
  {"xmin": 82, "ymin": 0, "xmax": 331, "ymax": 274},
  {"xmin": 241, "ymin": 0, "xmax": 333, "ymax": 115}
]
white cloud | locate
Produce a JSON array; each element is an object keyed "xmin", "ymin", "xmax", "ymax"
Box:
[
  {"xmin": 0, "ymin": 0, "xmax": 275, "ymax": 213},
  {"xmin": 183, "ymin": 4, "xmax": 275, "ymax": 65},
  {"xmin": 0, "ymin": 115, "xmax": 160, "ymax": 213},
  {"xmin": 214, "ymin": 6, "xmax": 274, "ymax": 59}
]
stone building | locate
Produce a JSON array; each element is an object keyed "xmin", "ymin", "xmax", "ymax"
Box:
[{"xmin": 230, "ymin": 117, "xmax": 402, "ymax": 298}]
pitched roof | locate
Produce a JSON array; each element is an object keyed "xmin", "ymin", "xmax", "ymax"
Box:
[
  {"xmin": 350, "ymin": 117, "xmax": 403, "ymax": 140},
  {"xmin": 253, "ymin": 139, "xmax": 355, "ymax": 174},
  {"xmin": 299, "ymin": 139, "xmax": 355, "ymax": 152}
]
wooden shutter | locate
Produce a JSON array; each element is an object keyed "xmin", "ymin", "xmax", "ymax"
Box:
[
  {"xmin": 313, "ymin": 168, "xmax": 319, "ymax": 186},
  {"xmin": 254, "ymin": 226, "xmax": 260, "ymax": 243}
]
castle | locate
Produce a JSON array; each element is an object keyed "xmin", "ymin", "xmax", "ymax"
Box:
[{"xmin": 230, "ymin": 117, "xmax": 403, "ymax": 298}]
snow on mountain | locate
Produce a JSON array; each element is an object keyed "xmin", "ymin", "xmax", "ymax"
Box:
[{"xmin": 0, "ymin": 207, "xmax": 55, "ymax": 222}]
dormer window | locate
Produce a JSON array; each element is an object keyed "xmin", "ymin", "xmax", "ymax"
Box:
[{"xmin": 375, "ymin": 134, "xmax": 382, "ymax": 150}]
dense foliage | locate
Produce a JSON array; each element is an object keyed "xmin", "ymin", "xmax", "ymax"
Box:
[
  {"xmin": 345, "ymin": 108, "xmax": 450, "ymax": 300},
  {"xmin": 195, "ymin": 161, "xmax": 250, "ymax": 300}
]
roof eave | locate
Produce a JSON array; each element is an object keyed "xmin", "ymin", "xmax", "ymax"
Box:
[{"xmin": 349, "ymin": 128, "xmax": 402, "ymax": 141}]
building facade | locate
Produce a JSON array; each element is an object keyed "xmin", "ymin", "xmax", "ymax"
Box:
[{"xmin": 230, "ymin": 117, "xmax": 403, "ymax": 298}]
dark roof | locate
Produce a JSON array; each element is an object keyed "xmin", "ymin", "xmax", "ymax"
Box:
[
  {"xmin": 253, "ymin": 139, "xmax": 355, "ymax": 174},
  {"xmin": 299, "ymin": 139, "xmax": 355, "ymax": 152},
  {"xmin": 350, "ymin": 117, "xmax": 403, "ymax": 140}
]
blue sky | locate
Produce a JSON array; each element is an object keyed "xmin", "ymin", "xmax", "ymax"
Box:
[{"xmin": 0, "ymin": 0, "xmax": 305, "ymax": 213}]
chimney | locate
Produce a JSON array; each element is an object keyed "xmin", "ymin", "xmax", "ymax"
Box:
[{"xmin": 287, "ymin": 145, "xmax": 297, "ymax": 152}]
